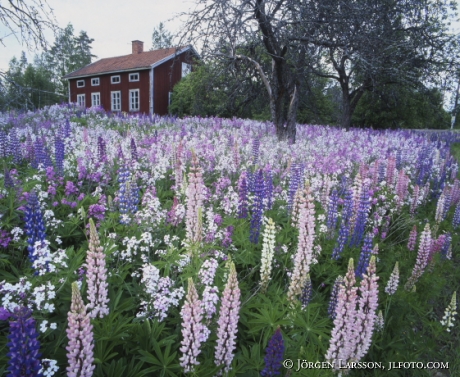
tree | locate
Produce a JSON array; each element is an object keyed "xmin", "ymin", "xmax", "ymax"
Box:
[
  {"xmin": 44, "ymin": 24, "xmax": 96, "ymax": 97},
  {"xmin": 179, "ymin": 0, "xmax": 316, "ymax": 142},
  {"xmin": 151, "ymin": 22, "xmax": 173, "ymax": 50},
  {"xmin": 293, "ymin": 0, "xmax": 458, "ymax": 130}
]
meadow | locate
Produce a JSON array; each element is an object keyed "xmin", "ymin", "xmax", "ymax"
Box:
[{"xmin": 0, "ymin": 104, "xmax": 459, "ymax": 377}]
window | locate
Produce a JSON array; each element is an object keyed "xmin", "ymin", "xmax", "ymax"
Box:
[
  {"xmin": 129, "ymin": 89, "xmax": 139, "ymax": 111},
  {"xmin": 181, "ymin": 62, "xmax": 191, "ymax": 78},
  {"xmin": 91, "ymin": 78, "xmax": 100, "ymax": 86},
  {"xmin": 129, "ymin": 73, "xmax": 139, "ymax": 82},
  {"xmin": 76, "ymin": 94, "xmax": 85, "ymax": 107},
  {"xmin": 91, "ymin": 93, "xmax": 100, "ymax": 107},
  {"xmin": 111, "ymin": 75, "xmax": 121, "ymax": 84},
  {"xmin": 111, "ymin": 91, "xmax": 121, "ymax": 111},
  {"xmin": 76, "ymin": 80, "xmax": 85, "ymax": 88}
]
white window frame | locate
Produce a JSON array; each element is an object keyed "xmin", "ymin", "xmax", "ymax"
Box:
[
  {"xmin": 129, "ymin": 73, "xmax": 140, "ymax": 82},
  {"xmin": 111, "ymin": 91, "xmax": 121, "ymax": 111},
  {"xmin": 181, "ymin": 62, "xmax": 191, "ymax": 78},
  {"xmin": 91, "ymin": 77, "xmax": 100, "ymax": 86},
  {"xmin": 91, "ymin": 92, "xmax": 100, "ymax": 107},
  {"xmin": 76, "ymin": 80, "xmax": 85, "ymax": 88},
  {"xmin": 111, "ymin": 75, "xmax": 121, "ymax": 84},
  {"xmin": 129, "ymin": 89, "xmax": 140, "ymax": 111},
  {"xmin": 76, "ymin": 94, "xmax": 85, "ymax": 107},
  {"xmin": 168, "ymin": 91, "xmax": 173, "ymax": 106}
]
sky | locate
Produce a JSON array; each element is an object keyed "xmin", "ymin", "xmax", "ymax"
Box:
[{"xmin": 0, "ymin": 0, "xmax": 191, "ymax": 71}]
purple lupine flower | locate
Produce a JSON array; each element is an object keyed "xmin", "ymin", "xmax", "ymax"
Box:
[
  {"xmin": 252, "ymin": 138, "xmax": 260, "ymax": 165},
  {"xmin": 130, "ymin": 137, "xmax": 138, "ymax": 161},
  {"xmin": 221, "ymin": 226, "xmax": 234, "ymax": 248},
  {"xmin": 332, "ymin": 222, "xmax": 349, "ymax": 260},
  {"xmin": 84, "ymin": 219, "xmax": 109, "ymax": 318},
  {"xmin": 55, "ymin": 136, "xmax": 65, "ymax": 176},
  {"xmin": 9, "ymin": 128, "xmax": 22, "ymax": 164},
  {"xmin": 407, "ymin": 225, "xmax": 417, "ymax": 251},
  {"xmin": 328, "ymin": 276, "xmax": 344, "ymax": 319},
  {"xmin": 288, "ymin": 163, "xmax": 302, "ymax": 214},
  {"xmin": 66, "ymin": 282, "xmax": 95, "ymax": 377},
  {"xmin": 355, "ymin": 233, "xmax": 373, "ymax": 279},
  {"xmin": 214, "ymin": 260, "xmax": 240, "ymax": 375},
  {"xmin": 24, "ymin": 191, "xmax": 47, "ymax": 265},
  {"xmin": 185, "ymin": 152, "xmax": 205, "ymax": 244},
  {"xmin": 237, "ymin": 172, "xmax": 248, "ymax": 219},
  {"xmin": 441, "ymin": 233, "xmax": 452, "ymax": 260},
  {"xmin": 0, "ymin": 306, "xmax": 11, "ymax": 320},
  {"xmin": 179, "ymin": 278, "xmax": 208, "ymax": 373},
  {"xmin": 97, "ymin": 136, "xmax": 107, "ymax": 162},
  {"xmin": 405, "ymin": 223, "xmax": 432, "ymax": 291},
  {"xmin": 0, "ymin": 129, "xmax": 8, "ymax": 158},
  {"xmin": 4, "ymin": 166, "xmax": 15, "ymax": 188},
  {"xmin": 118, "ymin": 165, "xmax": 139, "ymax": 224},
  {"xmin": 300, "ymin": 274, "xmax": 312, "ymax": 309},
  {"xmin": 249, "ymin": 169, "xmax": 265, "ymax": 244},
  {"xmin": 261, "ymin": 327, "xmax": 284, "ymax": 377},
  {"xmin": 6, "ymin": 306, "xmax": 43, "ymax": 377},
  {"xmin": 453, "ymin": 202, "xmax": 460, "ymax": 228}
]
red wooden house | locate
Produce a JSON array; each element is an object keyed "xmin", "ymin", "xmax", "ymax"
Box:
[{"xmin": 63, "ymin": 41, "xmax": 198, "ymax": 115}]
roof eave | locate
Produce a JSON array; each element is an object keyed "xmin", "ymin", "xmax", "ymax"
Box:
[{"xmin": 63, "ymin": 66, "xmax": 152, "ymax": 80}]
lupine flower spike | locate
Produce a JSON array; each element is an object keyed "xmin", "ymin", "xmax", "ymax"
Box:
[
  {"xmin": 66, "ymin": 282, "xmax": 95, "ymax": 377},
  {"xmin": 440, "ymin": 292, "xmax": 457, "ymax": 332},
  {"xmin": 260, "ymin": 218, "xmax": 276, "ymax": 292},
  {"xmin": 385, "ymin": 262, "xmax": 399, "ymax": 295},
  {"xmin": 85, "ymin": 218, "xmax": 110, "ymax": 318},
  {"xmin": 261, "ymin": 326, "xmax": 284, "ymax": 377},
  {"xmin": 215, "ymin": 259, "xmax": 241, "ymax": 375}
]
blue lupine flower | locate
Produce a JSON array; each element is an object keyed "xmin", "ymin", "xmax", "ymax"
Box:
[
  {"xmin": 453, "ymin": 202, "xmax": 460, "ymax": 228},
  {"xmin": 288, "ymin": 163, "xmax": 302, "ymax": 214},
  {"xmin": 252, "ymin": 138, "xmax": 260, "ymax": 165},
  {"xmin": 441, "ymin": 233, "xmax": 451, "ymax": 259},
  {"xmin": 350, "ymin": 185, "xmax": 370, "ymax": 247},
  {"xmin": 0, "ymin": 130, "xmax": 8, "ymax": 158},
  {"xmin": 55, "ymin": 137, "xmax": 65, "ymax": 176},
  {"xmin": 24, "ymin": 191, "xmax": 46, "ymax": 265},
  {"xmin": 97, "ymin": 136, "xmax": 107, "ymax": 162},
  {"xmin": 331, "ymin": 222, "xmax": 349, "ymax": 260},
  {"xmin": 118, "ymin": 165, "xmax": 139, "ymax": 224},
  {"xmin": 355, "ymin": 233, "xmax": 374, "ymax": 279},
  {"xmin": 9, "ymin": 129, "xmax": 22, "ymax": 164},
  {"xmin": 261, "ymin": 327, "xmax": 284, "ymax": 377},
  {"xmin": 300, "ymin": 275, "xmax": 312, "ymax": 309},
  {"xmin": 250, "ymin": 169, "xmax": 265, "ymax": 244},
  {"xmin": 238, "ymin": 173, "xmax": 248, "ymax": 219},
  {"xmin": 326, "ymin": 189, "xmax": 339, "ymax": 237},
  {"xmin": 130, "ymin": 137, "xmax": 138, "ymax": 161},
  {"xmin": 328, "ymin": 276, "xmax": 344, "ymax": 319},
  {"xmin": 6, "ymin": 307, "xmax": 43, "ymax": 377}
]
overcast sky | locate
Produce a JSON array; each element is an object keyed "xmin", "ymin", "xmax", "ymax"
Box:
[{"xmin": 0, "ymin": 0, "xmax": 191, "ymax": 70}]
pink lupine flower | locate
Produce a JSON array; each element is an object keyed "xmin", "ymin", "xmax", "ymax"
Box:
[
  {"xmin": 185, "ymin": 151, "xmax": 205, "ymax": 245},
  {"xmin": 66, "ymin": 282, "xmax": 95, "ymax": 377},
  {"xmin": 215, "ymin": 260, "xmax": 241, "ymax": 375},
  {"xmin": 405, "ymin": 223, "xmax": 431, "ymax": 291},
  {"xmin": 287, "ymin": 183, "xmax": 316, "ymax": 303},
  {"xmin": 326, "ymin": 259, "xmax": 358, "ymax": 368},
  {"xmin": 385, "ymin": 262, "xmax": 399, "ymax": 295},
  {"xmin": 407, "ymin": 225, "xmax": 417, "ymax": 251},
  {"xmin": 84, "ymin": 219, "xmax": 109, "ymax": 318},
  {"xmin": 179, "ymin": 278, "xmax": 208, "ymax": 373},
  {"xmin": 410, "ymin": 185, "xmax": 420, "ymax": 215}
]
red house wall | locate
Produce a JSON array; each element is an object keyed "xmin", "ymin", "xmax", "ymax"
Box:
[{"xmin": 154, "ymin": 51, "xmax": 195, "ymax": 115}]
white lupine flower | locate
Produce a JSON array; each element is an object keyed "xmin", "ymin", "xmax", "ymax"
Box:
[
  {"xmin": 260, "ymin": 218, "xmax": 276, "ymax": 291},
  {"xmin": 440, "ymin": 292, "xmax": 457, "ymax": 332}
]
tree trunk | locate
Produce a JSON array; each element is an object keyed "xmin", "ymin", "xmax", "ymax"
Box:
[{"xmin": 340, "ymin": 85, "xmax": 366, "ymax": 131}]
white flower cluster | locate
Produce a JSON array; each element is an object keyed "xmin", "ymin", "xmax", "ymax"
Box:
[
  {"xmin": 137, "ymin": 263, "xmax": 185, "ymax": 322},
  {"xmin": 33, "ymin": 281, "xmax": 56, "ymax": 313},
  {"xmin": 116, "ymin": 232, "xmax": 159, "ymax": 262},
  {"xmin": 39, "ymin": 320, "xmax": 58, "ymax": 333},
  {"xmin": 39, "ymin": 358, "xmax": 59, "ymax": 377},
  {"xmin": 1, "ymin": 277, "xmax": 32, "ymax": 312},
  {"xmin": 32, "ymin": 240, "xmax": 55, "ymax": 275},
  {"xmin": 10, "ymin": 227, "xmax": 24, "ymax": 241}
]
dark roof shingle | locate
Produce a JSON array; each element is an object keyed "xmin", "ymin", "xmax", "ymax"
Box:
[{"xmin": 63, "ymin": 46, "xmax": 188, "ymax": 79}]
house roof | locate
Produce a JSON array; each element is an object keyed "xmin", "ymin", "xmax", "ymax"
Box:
[{"xmin": 63, "ymin": 46, "xmax": 196, "ymax": 79}]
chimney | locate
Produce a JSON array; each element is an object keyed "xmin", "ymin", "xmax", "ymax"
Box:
[{"xmin": 132, "ymin": 40, "xmax": 144, "ymax": 54}]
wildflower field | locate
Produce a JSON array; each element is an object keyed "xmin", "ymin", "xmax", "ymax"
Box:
[{"xmin": 0, "ymin": 104, "xmax": 459, "ymax": 377}]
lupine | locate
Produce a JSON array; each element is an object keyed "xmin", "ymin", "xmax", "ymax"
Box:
[
  {"xmin": 355, "ymin": 233, "xmax": 373, "ymax": 279},
  {"xmin": 435, "ymin": 193, "xmax": 445, "ymax": 223},
  {"xmin": 0, "ymin": 129, "xmax": 7, "ymax": 157},
  {"xmin": 261, "ymin": 327, "xmax": 284, "ymax": 377},
  {"xmin": 326, "ymin": 259, "xmax": 358, "ymax": 368},
  {"xmin": 300, "ymin": 274, "xmax": 312, "ymax": 309},
  {"xmin": 6, "ymin": 306, "xmax": 43, "ymax": 377},
  {"xmin": 287, "ymin": 182, "xmax": 316, "ymax": 303},
  {"xmin": 441, "ymin": 233, "xmax": 452, "ymax": 260},
  {"xmin": 54, "ymin": 136, "xmax": 65, "ymax": 176},
  {"xmin": 407, "ymin": 225, "xmax": 417, "ymax": 251},
  {"xmin": 185, "ymin": 151, "xmax": 205, "ymax": 245},
  {"xmin": 440, "ymin": 291, "xmax": 457, "ymax": 332},
  {"xmin": 24, "ymin": 191, "xmax": 47, "ymax": 266},
  {"xmin": 288, "ymin": 163, "xmax": 302, "ymax": 214},
  {"xmin": 328, "ymin": 276, "xmax": 344, "ymax": 320},
  {"xmin": 260, "ymin": 218, "xmax": 276, "ymax": 292},
  {"xmin": 385, "ymin": 262, "xmax": 399, "ymax": 295},
  {"xmin": 350, "ymin": 183, "xmax": 370, "ymax": 247},
  {"xmin": 405, "ymin": 223, "xmax": 432, "ymax": 291},
  {"xmin": 97, "ymin": 136, "xmax": 107, "ymax": 162},
  {"xmin": 410, "ymin": 184, "xmax": 420, "ymax": 215},
  {"xmin": 375, "ymin": 310, "xmax": 384, "ymax": 332},
  {"xmin": 179, "ymin": 278, "xmax": 208, "ymax": 373},
  {"xmin": 353, "ymin": 256, "xmax": 379, "ymax": 362},
  {"xmin": 66, "ymin": 282, "xmax": 95, "ymax": 377},
  {"xmin": 130, "ymin": 137, "xmax": 138, "ymax": 161},
  {"xmin": 9, "ymin": 128, "xmax": 22, "ymax": 164},
  {"xmin": 249, "ymin": 169, "xmax": 265, "ymax": 244},
  {"xmin": 84, "ymin": 219, "xmax": 109, "ymax": 318},
  {"xmin": 453, "ymin": 202, "xmax": 460, "ymax": 228},
  {"xmin": 252, "ymin": 138, "xmax": 260, "ymax": 165},
  {"xmin": 214, "ymin": 260, "xmax": 240, "ymax": 375}
]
